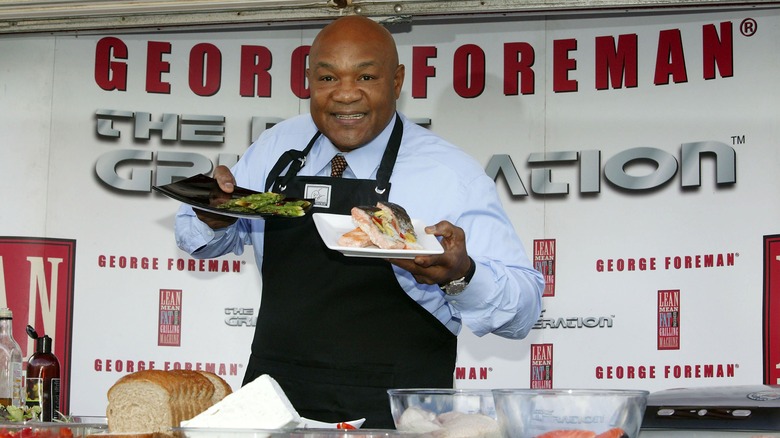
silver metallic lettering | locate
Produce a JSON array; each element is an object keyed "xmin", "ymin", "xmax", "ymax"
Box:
[
  {"xmin": 485, "ymin": 154, "xmax": 528, "ymax": 196},
  {"xmin": 680, "ymin": 141, "xmax": 736, "ymax": 186},
  {"xmin": 180, "ymin": 114, "xmax": 225, "ymax": 143},
  {"xmin": 528, "ymin": 151, "xmax": 578, "ymax": 195},
  {"xmin": 604, "ymin": 147, "xmax": 678, "ymax": 190},
  {"xmin": 485, "ymin": 142, "xmax": 736, "ymax": 195},
  {"xmin": 134, "ymin": 112, "xmax": 179, "ymax": 140}
]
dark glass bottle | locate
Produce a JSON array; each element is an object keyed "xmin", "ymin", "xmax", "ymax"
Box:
[{"xmin": 25, "ymin": 335, "xmax": 60, "ymax": 421}]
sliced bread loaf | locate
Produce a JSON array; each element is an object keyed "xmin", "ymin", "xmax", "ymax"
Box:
[{"xmin": 106, "ymin": 369, "xmax": 231, "ymax": 435}]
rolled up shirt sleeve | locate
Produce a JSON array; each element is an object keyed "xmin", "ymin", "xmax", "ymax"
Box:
[
  {"xmin": 440, "ymin": 175, "xmax": 544, "ymax": 339},
  {"xmin": 445, "ymin": 258, "xmax": 544, "ymax": 339},
  {"xmin": 174, "ymin": 204, "xmax": 256, "ymax": 259},
  {"xmin": 390, "ymin": 138, "xmax": 544, "ymax": 340}
]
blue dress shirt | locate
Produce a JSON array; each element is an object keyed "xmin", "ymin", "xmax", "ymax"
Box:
[{"xmin": 175, "ymin": 112, "xmax": 544, "ymax": 339}]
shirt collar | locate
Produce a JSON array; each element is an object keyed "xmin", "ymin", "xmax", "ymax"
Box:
[{"xmin": 309, "ymin": 114, "xmax": 397, "ymax": 179}]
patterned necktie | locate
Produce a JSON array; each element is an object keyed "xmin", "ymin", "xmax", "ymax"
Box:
[{"xmin": 330, "ymin": 154, "xmax": 348, "ymax": 178}]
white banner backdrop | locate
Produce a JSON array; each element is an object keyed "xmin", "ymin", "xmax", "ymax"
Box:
[{"xmin": 1, "ymin": 6, "xmax": 779, "ymax": 417}]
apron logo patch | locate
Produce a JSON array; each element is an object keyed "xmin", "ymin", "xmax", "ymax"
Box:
[{"xmin": 305, "ymin": 183, "xmax": 333, "ymax": 208}]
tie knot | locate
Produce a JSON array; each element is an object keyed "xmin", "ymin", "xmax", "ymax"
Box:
[{"xmin": 330, "ymin": 154, "xmax": 348, "ymax": 178}]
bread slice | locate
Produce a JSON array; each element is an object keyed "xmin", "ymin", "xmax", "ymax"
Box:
[
  {"xmin": 167, "ymin": 370, "xmax": 214, "ymax": 423},
  {"xmin": 196, "ymin": 370, "xmax": 233, "ymax": 405},
  {"xmin": 106, "ymin": 369, "xmax": 231, "ymax": 435}
]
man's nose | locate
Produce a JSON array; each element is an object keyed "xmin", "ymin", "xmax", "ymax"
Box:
[{"xmin": 332, "ymin": 81, "xmax": 361, "ymax": 103}]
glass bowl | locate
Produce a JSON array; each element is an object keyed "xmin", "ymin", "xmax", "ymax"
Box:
[
  {"xmin": 492, "ymin": 388, "xmax": 649, "ymax": 438},
  {"xmin": 0, "ymin": 421, "xmax": 108, "ymax": 437},
  {"xmin": 387, "ymin": 388, "xmax": 499, "ymax": 436},
  {"xmin": 174, "ymin": 427, "xmax": 419, "ymax": 437}
]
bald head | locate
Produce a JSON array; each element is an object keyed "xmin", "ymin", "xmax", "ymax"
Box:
[
  {"xmin": 306, "ymin": 16, "xmax": 405, "ymax": 151},
  {"xmin": 310, "ymin": 16, "xmax": 399, "ymax": 68}
]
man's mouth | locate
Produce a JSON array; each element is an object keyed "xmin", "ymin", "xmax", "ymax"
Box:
[{"xmin": 335, "ymin": 113, "xmax": 366, "ymax": 120}]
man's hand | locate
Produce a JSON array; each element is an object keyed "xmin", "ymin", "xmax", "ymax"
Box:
[
  {"xmin": 389, "ymin": 220, "xmax": 472, "ymax": 286},
  {"xmin": 194, "ymin": 165, "xmax": 239, "ymax": 229},
  {"xmin": 212, "ymin": 165, "xmax": 237, "ymax": 192}
]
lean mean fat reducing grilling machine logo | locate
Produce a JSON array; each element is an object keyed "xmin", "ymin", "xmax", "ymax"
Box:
[
  {"xmin": 534, "ymin": 239, "xmax": 556, "ymax": 297},
  {"xmin": 658, "ymin": 289, "xmax": 681, "ymax": 350},
  {"xmin": 531, "ymin": 343, "xmax": 554, "ymax": 389},
  {"xmin": 158, "ymin": 289, "xmax": 182, "ymax": 347}
]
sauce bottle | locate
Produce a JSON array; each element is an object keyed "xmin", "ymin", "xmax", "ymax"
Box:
[
  {"xmin": 0, "ymin": 308, "xmax": 23, "ymax": 408},
  {"xmin": 25, "ymin": 328, "xmax": 60, "ymax": 421}
]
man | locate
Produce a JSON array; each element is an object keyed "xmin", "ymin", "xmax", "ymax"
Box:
[{"xmin": 175, "ymin": 15, "xmax": 544, "ymax": 428}]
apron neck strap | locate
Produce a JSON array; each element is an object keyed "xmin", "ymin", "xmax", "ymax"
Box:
[
  {"xmin": 264, "ymin": 113, "xmax": 403, "ymax": 193},
  {"xmin": 374, "ymin": 113, "xmax": 403, "ymax": 194},
  {"xmin": 264, "ymin": 131, "xmax": 322, "ymax": 192}
]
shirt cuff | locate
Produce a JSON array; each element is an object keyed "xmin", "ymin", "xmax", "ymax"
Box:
[
  {"xmin": 443, "ymin": 263, "xmax": 486, "ymax": 307},
  {"xmin": 177, "ymin": 218, "xmax": 217, "ymax": 254}
]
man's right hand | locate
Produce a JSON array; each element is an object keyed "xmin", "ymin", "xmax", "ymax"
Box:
[{"xmin": 195, "ymin": 165, "xmax": 239, "ymax": 229}]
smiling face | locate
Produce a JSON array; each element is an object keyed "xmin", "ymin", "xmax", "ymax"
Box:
[{"xmin": 307, "ymin": 16, "xmax": 405, "ymax": 152}]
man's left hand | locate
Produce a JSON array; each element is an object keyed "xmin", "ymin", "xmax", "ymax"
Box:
[{"xmin": 389, "ymin": 220, "xmax": 472, "ymax": 286}]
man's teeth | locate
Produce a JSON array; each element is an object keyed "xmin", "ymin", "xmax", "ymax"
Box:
[{"xmin": 336, "ymin": 114, "xmax": 365, "ymax": 120}]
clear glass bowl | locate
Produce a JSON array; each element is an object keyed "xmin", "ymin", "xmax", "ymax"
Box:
[
  {"xmin": 174, "ymin": 427, "xmax": 420, "ymax": 437},
  {"xmin": 492, "ymin": 388, "xmax": 649, "ymax": 438},
  {"xmin": 387, "ymin": 388, "xmax": 499, "ymax": 436},
  {"xmin": 0, "ymin": 421, "xmax": 108, "ymax": 436}
]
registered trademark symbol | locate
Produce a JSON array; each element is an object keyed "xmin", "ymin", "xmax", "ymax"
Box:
[
  {"xmin": 736, "ymin": 252, "xmax": 740, "ymax": 257},
  {"xmin": 489, "ymin": 367, "xmax": 493, "ymax": 372},
  {"xmin": 741, "ymin": 18, "xmax": 758, "ymax": 37}
]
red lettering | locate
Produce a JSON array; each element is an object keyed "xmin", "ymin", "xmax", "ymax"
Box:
[
  {"xmin": 94, "ymin": 37, "xmax": 128, "ymax": 91},
  {"xmin": 146, "ymin": 41, "xmax": 172, "ymax": 94},
  {"xmin": 290, "ymin": 45, "xmax": 310, "ymax": 99},
  {"xmin": 654, "ymin": 29, "xmax": 688, "ymax": 85},
  {"xmin": 412, "ymin": 46, "xmax": 437, "ymax": 98},
  {"xmin": 595, "ymin": 34, "xmax": 638, "ymax": 90},
  {"xmin": 453, "ymin": 44, "xmax": 485, "ymax": 98},
  {"xmin": 553, "ymin": 38, "xmax": 577, "ymax": 92},
  {"xmin": 189, "ymin": 43, "xmax": 222, "ymax": 96},
  {"xmin": 504, "ymin": 42, "xmax": 535, "ymax": 95},
  {"xmin": 240, "ymin": 45, "xmax": 272, "ymax": 97},
  {"xmin": 703, "ymin": 22, "xmax": 733, "ymax": 80}
]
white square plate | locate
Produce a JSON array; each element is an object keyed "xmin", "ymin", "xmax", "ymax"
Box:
[{"xmin": 313, "ymin": 213, "xmax": 444, "ymax": 259}]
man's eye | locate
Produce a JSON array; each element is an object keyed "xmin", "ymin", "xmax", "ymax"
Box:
[
  {"xmin": 358, "ymin": 75, "xmax": 375, "ymax": 81},
  {"xmin": 319, "ymin": 76, "xmax": 335, "ymax": 81}
]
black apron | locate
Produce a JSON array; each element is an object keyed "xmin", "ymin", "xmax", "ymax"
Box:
[{"xmin": 242, "ymin": 114, "xmax": 457, "ymax": 429}]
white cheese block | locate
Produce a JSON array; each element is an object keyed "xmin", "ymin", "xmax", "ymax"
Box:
[{"xmin": 180, "ymin": 374, "xmax": 302, "ymax": 430}]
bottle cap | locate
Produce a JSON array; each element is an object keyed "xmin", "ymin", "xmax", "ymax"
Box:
[
  {"xmin": 36, "ymin": 335, "xmax": 53, "ymax": 353},
  {"xmin": 0, "ymin": 308, "xmax": 12, "ymax": 319}
]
